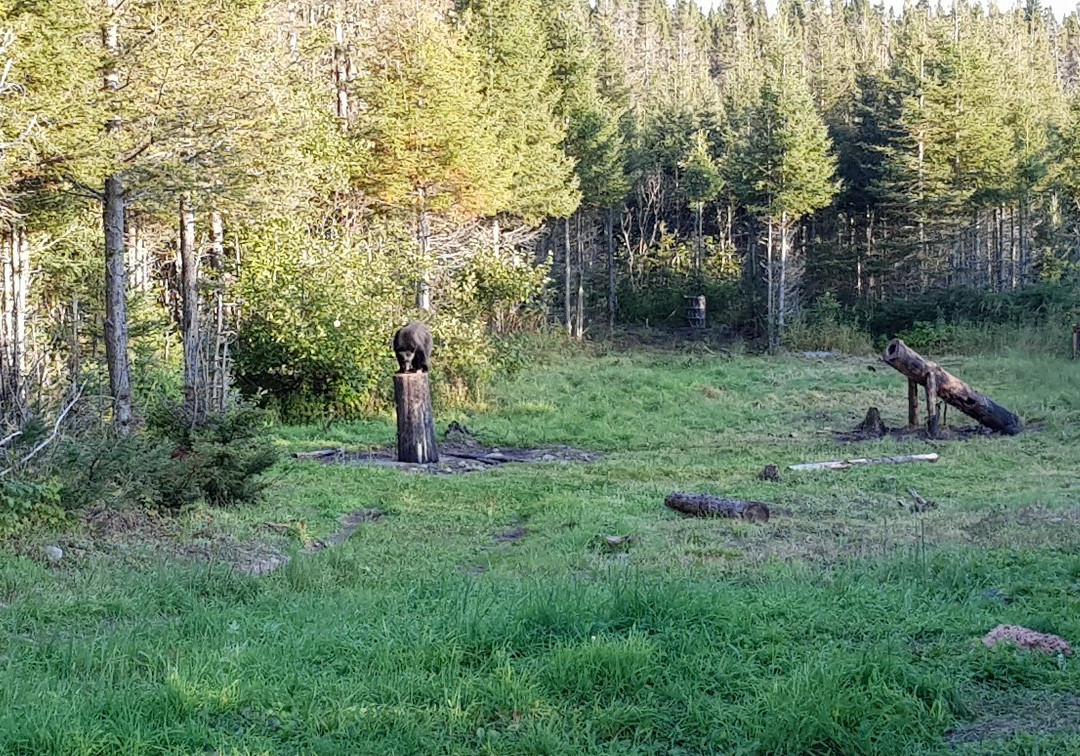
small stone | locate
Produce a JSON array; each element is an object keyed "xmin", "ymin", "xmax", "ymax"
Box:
[
  {"xmin": 43, "ymin": 545, "xmax": 63, "ymax": 563},
  {"xmin": 980, "ymin": 587, "xmax": 1010, "ymax": 604}
]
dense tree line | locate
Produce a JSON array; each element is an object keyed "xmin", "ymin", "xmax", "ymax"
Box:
[{"xmin": 1, "ymin": 0, "xmax": 1079, "ymax": 431}]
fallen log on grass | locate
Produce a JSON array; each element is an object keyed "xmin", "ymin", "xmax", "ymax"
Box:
[
  {"xmin": 664, "ymin": 492, "xmax": 770, "ymax": 523},
  {"xmin": 882, "ymin": 339, "xmax": 1023, "ymax": 435},
  {"xmin": 788, "ymin": 453, "xmax": 939, "ymax": 471}
]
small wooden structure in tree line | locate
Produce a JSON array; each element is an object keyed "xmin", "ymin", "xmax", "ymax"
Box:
[
  {"xmin": 685, "ymin": 295, "xmax": 706, "ymax": 330},
  {"xmin": 394, "ymin": 372, "xmax": 438, "ymax": 463},
  {"xmin": 881, "ymin": 338, "xmax": 1023, "ymax": 437}
]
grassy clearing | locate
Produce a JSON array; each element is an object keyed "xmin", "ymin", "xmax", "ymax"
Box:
[{"xmin": 3, "ymin": 346, "xmax": 1080, "ymax": 753}]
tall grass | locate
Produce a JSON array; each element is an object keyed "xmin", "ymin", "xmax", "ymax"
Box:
[
  {"xmin": 3, "ymin": 548, "xmax": 1080, "ymax": 753},
  {"xmin": 4, "ymin": 349, "xmax": 1080, "ymax": 753}
]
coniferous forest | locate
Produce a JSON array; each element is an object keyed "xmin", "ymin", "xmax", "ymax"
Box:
[
  {"xmin": 7, "ymin": 6, "xmax": 1080, "ymax": 749},
  {"xmin": 2, "ymin": 0, "xmax": 1080, "ymax": 430}
]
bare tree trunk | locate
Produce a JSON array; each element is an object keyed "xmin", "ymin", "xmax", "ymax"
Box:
[
  {"xmin": 417, "ymin": 206, "xmax": 431, "ymax": 312},
  {"xmin": 575, "ymin": 211, "xmax": 584, "ymax": 341},
  {"xmin": 11, "ymin": 224, "xmax": 28, "ymax": 400},
  {"xmin": 564, "ymin": 216, "xmax": 571, "ymax": 337},
  {"xmin": 694, "ymin": 203, "xmax": 703, "ymax": 271},
  {"xmin": 69, "ymin": 294, "xmax": 81, "ymax": 381},
  {"xmin": 778, "ymin": 214, "xmax": 788, "ymax": 341},
  {"xmin": 128, "ymin": 213, "xmax": 150, "ymax": 294},
  {"xmin": 333, "ymin": 21, "xmax": 348, "ymax": 129},
  {"xmin": 606, "ymin": 207, "xmax": 616, "ymax": 332},
  {"xmin": 766, "ymin": 221, "xmax": 775, "ymax": 350},
  {"xmin": 104, "ymin": 176, "xmax": 133, "ymax": 435},
  {"xmin": 1, "ymin": 228, "xmax": 13, "ymax": 413},
  {"xmin": 208, "ymin": 209, "xmax": 229, "ymax": 414},
  {"xmin": 103, "ymin": 0, "xmax": 132, "ymax": 435},
  {"xmin": 1018, "ymin": 195, "xmax": 1028, "ymax": 287},
  {"xmin": 180, "ymin": 195, "xmax": 202, "ymax": 425}
]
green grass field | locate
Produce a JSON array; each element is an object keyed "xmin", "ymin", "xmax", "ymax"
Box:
[{"xmin": 3, "ymin": 346, "xmax": 1080, "ymax": 754}]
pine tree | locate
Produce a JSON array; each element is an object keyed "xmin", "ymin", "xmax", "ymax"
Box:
[
  {"xmin": 737, "ymin": 23, "xmax": 838, "ymax": 348},
  {"xmin": 681, "ymin": 129, "xmax": 723, "ymax": 270},
  {"xmin": 460, "ymin": 0, "xmax": 579, "ymax": 224}
]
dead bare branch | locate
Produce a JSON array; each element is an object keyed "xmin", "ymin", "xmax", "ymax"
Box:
[{"xmin": 0, "ymin": 386, "xmax": 82, "ymax": 477}]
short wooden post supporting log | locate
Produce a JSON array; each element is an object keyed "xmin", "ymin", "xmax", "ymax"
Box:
[
  {"xmin": 882, "ymin": 339, "xmax": 1023, "ymax": 435},
  {"xmin": 394, "ymin": 372, "xmax": 438, "ymax": 463},
  {"xmin": 907, "ymin": 380, "xmax": 919, "ymax": 427},
  {"xmin": 925, "ymin": 371, "xmax": 939, "ymax": 439}
]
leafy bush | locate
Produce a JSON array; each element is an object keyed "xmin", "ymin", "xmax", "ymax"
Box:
[
  {"xmin": 234, "ymin": 218, "xmax": 547, "ymax": 421},
  {"xmin": 892, "ymin": 320, "xmax": 960, "ymax": 353},
  {"xmin": 782, "ymin": 293, "xmax": 873, "ymax": 354},
  {"xmin": 0, "ymin": 479, "xmax": 66, "ymax": 536},
  {"xmin": 611, "ymin": 232, "xmax": 745, "ymax": 329},
  {"xmin": 891, "ymin": 319, "xmax": 1072, "ymax": 356},
  {"xmin": 615, "ymin": 273, "xmax": 744, "ymax": 329},
  {"xmin": 862, "ymin": 283, "xmax": 1077, "ymax": 339}
]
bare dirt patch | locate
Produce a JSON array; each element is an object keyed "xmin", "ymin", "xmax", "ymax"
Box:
[
  {"xmin": 945, "ymin": 690, "xmax": 1080, "ymax": 745},
  {"xmin": 493, "ymin": 526, "xmax": 528, "ymax": 543},
  {"xmin": 32, "ymin": 503, "xmax": 384, "ymax": 578},
  {"xmin": 295, "ymin": 444, "xmax": 600, "ymax": 474},
  {"xmin": 226, "ymin": 508, "xmax": 386, "ymax": 576},
  {"xmin": 832, "ymin": 407, "xmax": 1044, "ymax": 443}
]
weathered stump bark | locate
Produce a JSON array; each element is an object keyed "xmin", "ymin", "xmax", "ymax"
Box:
[
  {"xmin": 882, "ymin": 339, "xmax": 1023, "ymax": 435},
  {"xmin": 394, "ymin": 372, "xmax": 438, "ymax": 463},
  {"xmin": 855, "ymin": 407, "xmax": 887, "ymax": 438},
  {"xmin": 758, "ymin": 464, "xmax": 781, "ymax": 482},
  {"xmin": 925, "ymin": 371, "xmax": 939, "ymax": 439},
  {"xmin": 664, "ymin": 492, "xmax": 770, "ymax": 523}
]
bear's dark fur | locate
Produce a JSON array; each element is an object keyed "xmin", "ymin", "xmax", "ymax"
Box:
[{"xmin": 393, "ymin": 321, "xmax": 432, "ymax": 373}]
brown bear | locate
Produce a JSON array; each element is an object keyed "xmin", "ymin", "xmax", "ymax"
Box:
[{"xmin": 392, "ymin": 321, "xmax": 432, "ymax": 373}]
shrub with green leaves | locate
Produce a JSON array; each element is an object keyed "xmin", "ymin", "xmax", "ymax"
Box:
[
  {"xmin": 0, "ymin": 479, "xmax": 65, "ymax": 536},
  {"xmin": 233, "ymin": 218, "xmax": 549, "ymax": 420},
  {"xmin": 783, "ymin": 292, "xmax": 872, "ymax": 354}
]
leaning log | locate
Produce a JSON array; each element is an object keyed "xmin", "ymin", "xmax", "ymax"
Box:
[
  {"xmin": 882, "ymin": 339, "xmax": 1023, "ymax": 435},
  {"xmin": 394, "ymin": 372, "xmax": 438, "ymax": 463},
  {"xmin": 664, "ymin": 492, "xmax": 770, "ymax": 523},
  {"xmin": 788, "ymin": 453, "xmax": 939, "ymax": 471}
]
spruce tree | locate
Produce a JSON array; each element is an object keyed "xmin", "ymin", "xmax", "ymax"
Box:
[
  {"xmin": 460, "ymin": 0, "xmax": 579, "ymax": 223},
  {"xmin": 736, "ymin": 24, "xmax": 837, "ymax": 348}
]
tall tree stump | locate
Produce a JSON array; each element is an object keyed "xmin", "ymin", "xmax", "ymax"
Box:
[
  {"xmin": 1072, "ymin": 325, "xmax": 1079, "ymax": 360},
  {"xmin": 394, "ymin": 372, "xmax": 438, "ymax": 463},
  {"xmin": 882, "ymin": 339, "xmax": 1022, "ymax": 435}
]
